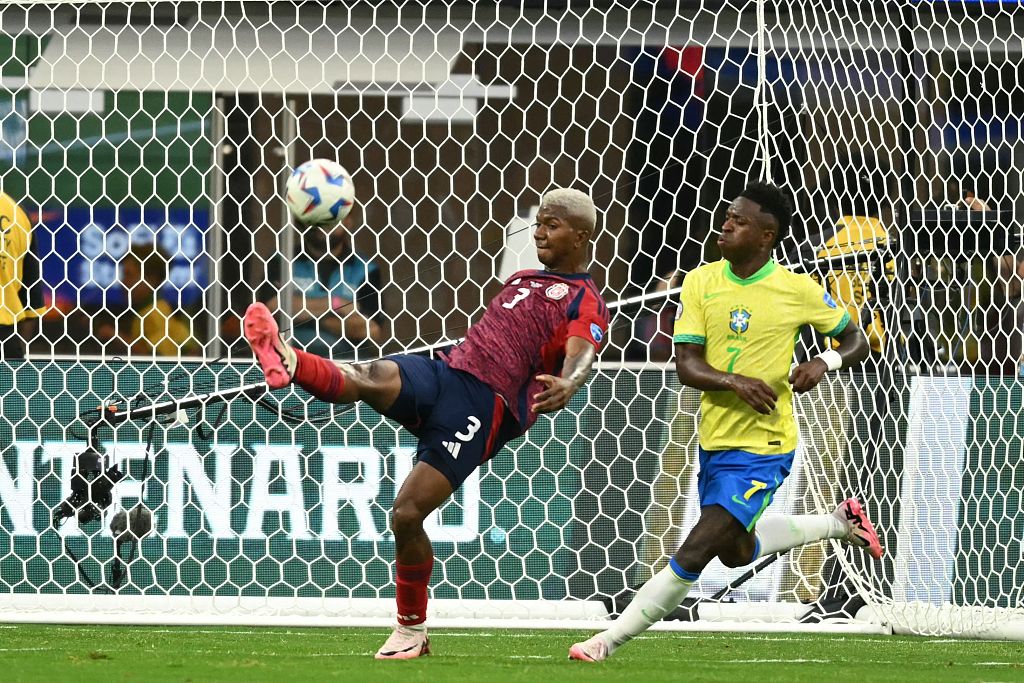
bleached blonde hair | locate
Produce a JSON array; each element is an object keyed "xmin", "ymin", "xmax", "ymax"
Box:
[{"xmin": 540, "ymin": 188, "xmax": 597, "ymax": 235}]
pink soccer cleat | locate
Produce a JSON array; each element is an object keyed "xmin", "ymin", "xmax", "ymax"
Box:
[
  {"xmin": 568, "ymin": 634, "xmax": 609, "ymax": 662},
  {"xmin": 834, "ymin": 498, "xmax": 884, "ymax": 559},
  {"xmin": 375, "ymin": 625, "xmax": 430, "ymax": 660},
  {"xmin": 243, "ymin": 302, "xmax": 296, "ymax": 389}
]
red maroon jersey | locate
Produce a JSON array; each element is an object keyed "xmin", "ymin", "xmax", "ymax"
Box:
[{"xmin": 446, "ymin": 269, "xmax": 610, "ymax": 432}]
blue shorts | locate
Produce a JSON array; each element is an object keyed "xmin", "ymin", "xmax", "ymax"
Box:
[
  {"xmin": 697, "ymin": 447, "xmax": 795, "ymax": 531},
  {"xmin": 382, "ymin": 354, "xmax": 520, "ymax": 490}
]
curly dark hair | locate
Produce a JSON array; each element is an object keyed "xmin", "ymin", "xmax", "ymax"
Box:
[{"xmin": 739, "ymin": 182, "xmax": 793, "ymax": 246}]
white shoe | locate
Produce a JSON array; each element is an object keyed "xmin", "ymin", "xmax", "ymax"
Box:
[
  {"xmin": 375, "ymin": 625, "xmax": 430, "ymax": 660},
  {"xmin": 568, "ymin": 634, "xmax": 610, "ymax": 662}
]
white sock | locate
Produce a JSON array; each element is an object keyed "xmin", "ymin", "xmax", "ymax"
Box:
[
  {"xmin": 602, "ymin": 563, "xmax": 696, "ymax": 652},
  {"xmin": 753, "ymin": 514, "xmax": 846, "ymax": 559}
]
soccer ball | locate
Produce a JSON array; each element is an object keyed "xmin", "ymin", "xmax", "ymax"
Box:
[{"xmin": 285, "ymin": 159, "xmax": 355, "ymax": 228}]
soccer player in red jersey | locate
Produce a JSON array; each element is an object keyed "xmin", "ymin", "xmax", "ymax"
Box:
[{"xmin": 243, "ymin": 188, "xmax": 610, "ymax": 659}]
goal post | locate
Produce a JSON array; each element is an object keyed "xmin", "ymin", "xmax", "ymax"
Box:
[{"xmin": 0, "ymin": 1, "xmax": 1023, "ymax": 638}]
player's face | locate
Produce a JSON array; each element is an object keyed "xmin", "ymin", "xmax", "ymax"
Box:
[
  {"xmin": 122, "ymin": 259, "xmax": 141, "ymax": 286},
  {"xmin": 533, "ymin": 206, "xmax": 583, "ymax": 269},
  {"xmin": 717, "ymin": 197, "xmax": 776, "ymax": 261},
  {"xmin": 123, "ymin": 259, "xmax": 155, "ymax": 304}
]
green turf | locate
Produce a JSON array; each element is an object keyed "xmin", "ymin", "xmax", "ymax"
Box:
[{"xmin": 1, "ymin": 625, "xmax": 1022, "ymax": 683}]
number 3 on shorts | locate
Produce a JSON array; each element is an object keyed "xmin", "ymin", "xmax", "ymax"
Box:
[{"xmin": 743, "ymin": 480, "xmax": 767, "ymax": 501}]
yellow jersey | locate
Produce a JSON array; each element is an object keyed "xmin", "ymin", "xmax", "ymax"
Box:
[
  {"xmin": 0, "ymin": 192, "xmax": 45, "ymax": 326},
  {"xmin": 672, "ymin": 259, "xmax": 850, "ymax": 454},
  {"xmin": 129, "ymin": 298, "xmax": 197, "ymax": 357},
  {"xmin": 818, "ymin": 215, "xmax": 892, "ymax": 354}
]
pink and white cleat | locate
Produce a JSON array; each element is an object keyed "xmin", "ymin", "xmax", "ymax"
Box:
[
  {"xmin": 375, "ymin": 625, "xmax": 430, "ymax": 660},
  {"xmin": 568, "ymin": 634, "xmax": 610, "ymax": 662},
  {"xmin": 243, "ymin": 302, "xmax": 296, "ymax": 389},
  {"xmin": 834, "ymin": 498, "xmax": 884, "ymax": 559}
]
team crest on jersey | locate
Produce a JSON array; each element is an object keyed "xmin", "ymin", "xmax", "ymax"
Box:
[
  {"xmin": 729, "ymin": 308, "xmax": 751, "ymax": 334},
  {"xmin": 546, "ymin": 283, "xmax": 570, "ymax": 300},
  {"xmin": 823, "ymin": 292, "xmax": 838, "ymax": 309}
]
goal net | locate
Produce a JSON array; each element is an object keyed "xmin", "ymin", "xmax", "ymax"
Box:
[{"xmin": 1, "ymin": 0, "xmax": 1023, "ymax": 638}]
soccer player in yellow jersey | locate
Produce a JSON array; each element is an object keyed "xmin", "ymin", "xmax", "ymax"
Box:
[
  {"xmin": 0, "ymin": 192, "xmax": 45, "ymax": 359},
  {"xmin": 571, "ymin": 182, "xmax": 884, "ymax": 662}
]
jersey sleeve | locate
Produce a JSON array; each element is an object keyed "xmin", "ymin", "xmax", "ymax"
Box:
[
  {"xmin": 672, "ymin": 271, "xmax": 705, "ymax": 345},
  {"xmin": 566, "ymin": 285, "xmax": 610, "ymax": 350},
  {"xmin": 802, "ymin": 276, "xmax": 851, "ymax": 337}
]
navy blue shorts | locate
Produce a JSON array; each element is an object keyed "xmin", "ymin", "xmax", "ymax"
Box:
[
  {"xmin": 697, "ymin": 447, "xmax": 795, "ymax": 531},
  {"xmin": 382, "ymin": 354, "xmax": 520, "ymax": 490}
]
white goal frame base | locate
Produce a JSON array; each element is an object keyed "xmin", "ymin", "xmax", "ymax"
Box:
[
  {"xmin": 2, "ymin": 596, "xmax": 1022, "ymax": 638},
  {"xmin": 4, "ymin": 596, "xmax": 1024, "ymax": 640}
]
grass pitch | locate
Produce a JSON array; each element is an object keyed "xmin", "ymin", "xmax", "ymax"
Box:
[{"xmin": 2, "ymin": 625, "xmax": 1022, "ymax": 683}]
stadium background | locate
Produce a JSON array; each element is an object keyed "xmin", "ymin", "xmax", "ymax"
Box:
[{"xmin": 5, "ymin": 3, "xmax": 1021, "ymax": 357}]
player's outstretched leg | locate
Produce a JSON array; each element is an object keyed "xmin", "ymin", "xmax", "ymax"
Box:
[
  {"xmin": 243, "ymin": 302, "xmax": 296, "ymax": 389},
  {"xmin": 244, "ymin": 301, "xmax": 403, "ymax": 410},
  {"xmin": 570, "ymin": 509, "xmax": 729, "ymax": 662},
  {"xmin": 747, "ymin": 499, "xmax": 885, "ymax": 566},
  {"xmin": 569, "ymin": 558, "xmax": 702, "ymax": 662},
  {"xmin": 832, "ymin": 498, "xmax": 884, "ymax": 559}
]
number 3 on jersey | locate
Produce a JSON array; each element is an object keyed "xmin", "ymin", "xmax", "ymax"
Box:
[{"xmin": 502, "ymin": 287, "xmax": 531, "ymax": 309}]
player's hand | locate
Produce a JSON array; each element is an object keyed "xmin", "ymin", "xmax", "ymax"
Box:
[
  {"xmin": 726, "ymin": 375, "xmax": 777, "ymax": 414},
  {"xmin": 789, "ymin": 359, "xmax": 828, "ymax": 393},
  {"xmin": 531, "ymin": 374, "xmax": 576, "ymax": 414}
]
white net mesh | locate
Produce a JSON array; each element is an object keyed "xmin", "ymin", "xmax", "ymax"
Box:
[{"xmin": 0, "ymin": 0, "xmax": 1023, "ymax": 637}]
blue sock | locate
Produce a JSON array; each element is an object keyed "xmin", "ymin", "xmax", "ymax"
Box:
[{"xmin": 668, "ymin": 556, "xmax": 701, "ymax": 583}]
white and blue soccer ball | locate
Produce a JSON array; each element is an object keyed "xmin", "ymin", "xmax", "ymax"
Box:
[{"xmin": 285, "ymin": 159, "xmax": 355, "ymax": 228}]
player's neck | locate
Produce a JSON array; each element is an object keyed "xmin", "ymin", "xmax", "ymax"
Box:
[
  {"xmin": 543, "ymin": 251, "xmax": 588, "ymax": 274},
  {"xmin": 543, "ymin": 262, "xmax": 587, "ymax": 275},
  {"xmin": 726, "ymin": 254, "xmax": 772, "ymax": 280}
]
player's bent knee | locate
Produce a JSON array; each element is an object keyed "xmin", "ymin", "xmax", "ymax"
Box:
[
  {"xmin": 367, "ymin": 359, "xmax": 402, "ymax": 384},
  {"xmin": 719, "ymin": 548, "xmax": 751, "ymax": 568},
  {"xmin": 390, "ymin": 499, "xmax": 428, "ymax": 536},
  {"xmin": 679, "ymin": 532, "xmax": 719, "ymax": 568}
]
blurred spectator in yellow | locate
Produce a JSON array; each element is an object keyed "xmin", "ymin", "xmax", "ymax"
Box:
[
  {"xmin": 0, "ymin": 192, "xmax": 45, "ymax": 359},
  {"xmin": 110, "ymin": 244, "xmax": 199, "ymax": 357}
]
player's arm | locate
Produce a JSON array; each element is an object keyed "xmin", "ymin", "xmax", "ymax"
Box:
[
  {"xmin": 532, "ymin": 335, "xmax": 597, "ymax": 414},
  {"xmin": 789, "ymin": 320, "xmax": 869, "ymax": 393},
  {"xmin": 789, "ymin": 280, "xmax": 870, "ymax": 393},
  {"xmin": 675, "ymin": 343, "xmax": 778, "ymax": 415}
]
